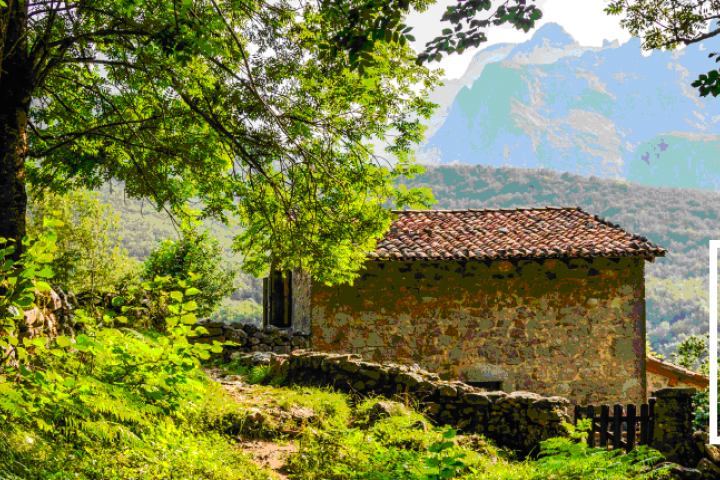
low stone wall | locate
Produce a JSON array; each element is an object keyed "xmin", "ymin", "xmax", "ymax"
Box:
[
  {"xmin": 233, "ymin": 349, "xmax": 572, "ymax": 457},
  {"xmin": 192, "ymin": 319, "xmax": 311, "ymax": 355}
]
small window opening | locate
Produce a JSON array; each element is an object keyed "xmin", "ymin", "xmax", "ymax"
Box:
[{"xmin": 465, "ymin": 381, "xmax": 502, "ymax": 391}]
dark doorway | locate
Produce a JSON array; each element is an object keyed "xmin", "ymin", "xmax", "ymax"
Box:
[{"xmin": 263, "ymin": 270, "xmax": 292, "ymax": 328}]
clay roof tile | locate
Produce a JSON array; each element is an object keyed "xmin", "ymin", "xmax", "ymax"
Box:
[{"xmin": 370, "ymin": 207, "xmax": 667, "ymax": 261}]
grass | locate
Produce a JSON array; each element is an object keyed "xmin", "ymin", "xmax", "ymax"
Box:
[
  {"xmin": 0, "ymin": 336, "xmax": 675, "ymax": 480},
  {"xmin": 207, "ymin": 365, "xmax": 674, "ymax": 480},
  {"xmin": 0, "ymin": 329, "xmax": 280, "ymax": 480}
]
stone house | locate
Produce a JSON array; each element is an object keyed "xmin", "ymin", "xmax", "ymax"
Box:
[{"xmin": 263, "ymin": 207, "xmax": 667, "ymax": 405}]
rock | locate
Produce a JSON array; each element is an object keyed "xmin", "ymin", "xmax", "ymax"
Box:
[
  {"xmin": 706, "ymin": 445, "xmax": 720, "ymax": 464},
  {"xmin": 369, "ymin": 401, "xmax": 406, "ymax": 420},
  {"xmin": 696, "ymin": 458, "xmax": 720, "ymax": 480},
  {"xmin": 439, "ymin": 410, "xmax": 454, "ymax": 425},
  {"xmin": 410, "ymin": 420, "xmax": 429, "ymax": 431},
  {"xmin": 245, "ymin": 408, "xmax": 267, "ymax": 425},
  {"xmin": 438, "ymin": 384, "xmax": 458, "ymax": 397},
  {"xmin": 226, "ymin": 328, "xmax": 248, "ymax": 340},
  {"xmin": 653, "ymin": 462, "xmax": 702, "ymax": 480},
  {"xmin": 396, "ymin": 372, "xmax": 422, "ymax": 389},
  {"xmin": 251, "ymin": 352, "xmax": 274, "ymax": 365},
  {"xmin": 288, "ymin": 406, "xmax": 316, "ymax": 424},
  {"xmin": 464, "ymin": 393, "xmax": 494, "ymax": 406}
]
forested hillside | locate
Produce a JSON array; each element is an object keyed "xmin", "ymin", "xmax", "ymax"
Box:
[{"xmin": 399, "ymin": 164, "xmax": 720, "ymax": 359}]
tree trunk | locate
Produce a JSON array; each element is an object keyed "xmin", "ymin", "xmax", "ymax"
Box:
[{"xmin": 0, "ymin": 0, "xmax": 30, "ymax": 262}]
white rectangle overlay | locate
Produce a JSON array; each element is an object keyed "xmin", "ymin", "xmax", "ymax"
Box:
[{"xmin": 711, "ymin": 240, "xmax": 719, "ymax": 444}]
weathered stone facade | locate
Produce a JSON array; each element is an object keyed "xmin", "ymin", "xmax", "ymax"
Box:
[{"xmin": 309, "ymin": 256, "xmax": 647, "ymax": 406}]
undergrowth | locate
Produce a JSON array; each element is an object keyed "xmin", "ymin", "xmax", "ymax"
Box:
[{"xmin": 0, "ymin": 225, "xmax": 274, "ymax": 480}]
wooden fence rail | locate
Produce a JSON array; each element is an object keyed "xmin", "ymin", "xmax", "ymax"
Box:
[{"xmin": 573, "ymin": 398, "xmax": 655, "ymax": 452}]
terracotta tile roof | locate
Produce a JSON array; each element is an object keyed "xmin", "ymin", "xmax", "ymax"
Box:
[
  {"xmin": 647, "ymin": 356, "xmax": 709, "ymax": 390},
  {"xmin": 368, "ymin": 207, "xmax": 667, "ymax": 261}
]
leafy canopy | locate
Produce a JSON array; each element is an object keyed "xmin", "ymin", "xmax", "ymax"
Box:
[
  {"xmin": 142, "ymin": 213, "xmax": 239, "ymax": 319},
  {"xmin": 605, "ymin": 0, "xmax": 720, "ymax": 97},
  {"xmin": 15, "ymin": 0, "xmax": 440, "ymax": 286},
  {"xmin": 26, "ymin": 189, "xmax": 142, "ymax": 295}
]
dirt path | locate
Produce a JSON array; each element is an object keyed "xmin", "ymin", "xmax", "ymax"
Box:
[
  {"xmin": 237, "ymin": 439, "xmax": 297, "ymax": 480},
  {"xmin": 205, "ymin": 367, "xmax": 299, "ymax": 480}
]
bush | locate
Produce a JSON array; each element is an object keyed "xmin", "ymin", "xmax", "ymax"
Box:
[
  {"xmin": 669, "ymin": 333, "xmax": 718, "ymax": 432},
  {"xmin": 142, "ymin": 225, "xmax": 239, "ymax": 320}
]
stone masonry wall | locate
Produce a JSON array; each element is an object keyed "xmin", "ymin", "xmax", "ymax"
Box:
[
  {"xmin": 234, "ymin": 349, "xmax": 573, "ymax": 458},
  {"xmin": 291, "ymin": 267, "xmax": 312, "ymax": 336},
  {"xmin": 310, "ymin": 256, "xmax": 647, "ymax": 406},
  {"xmin": 192, "ymin": 318, "xmax": 311, "ymax": 355}
]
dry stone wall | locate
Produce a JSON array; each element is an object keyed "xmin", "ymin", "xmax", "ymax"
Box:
[
  {"xmin": 192, "ymin": 318, "xmax": 311, "ymax": 355},
  {"xmin": 233, "ymin": 349, "xmax": 573, "ymax": 457},
  {"xmin": 309, "ymin": 256, "xmax": 647, "ymax": 406}
]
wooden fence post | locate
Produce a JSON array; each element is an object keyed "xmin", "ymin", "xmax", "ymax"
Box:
[
  {"xmin": 600, "ymin": 405, "xmax": 609, "ymax": 447},
  {"xmin": 640, "ymin": 403, "xmax": 649, "ymax": 445},
  {"xmin": 626, "ymin": 404, "xmax": 636, "ymax": 452},
  {"xmin": 587, "ymin": 405, "xmax": 596, "ymax": 448},
  {"xmin": 613, "ymin": 404, "xmax": 623, "ymax": 450}
]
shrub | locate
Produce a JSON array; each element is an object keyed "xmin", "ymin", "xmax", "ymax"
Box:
[
  {"xmin": 0, "ymin": 225, "xmax": 268, "ymax": 479},
  {"xmin": 669, "ymin": 333, "xmax": 717, "ymax": 432},
  {"xmin": 142, "ymin": 225, "xmax": 239, "ymax": 320}
]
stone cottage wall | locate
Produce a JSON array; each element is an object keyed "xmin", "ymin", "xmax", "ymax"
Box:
[
  {"xmin": 291, "ymin": 267, "xmax": 312, "ymax": 335},
  {"xmin": 310, "ymin": 256, "xmax": 647, "ymax": 406}
]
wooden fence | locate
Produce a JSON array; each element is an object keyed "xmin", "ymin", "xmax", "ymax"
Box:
[{"xmin": 573, "ymin": 398, "xmax": 656, "ymax": 452}]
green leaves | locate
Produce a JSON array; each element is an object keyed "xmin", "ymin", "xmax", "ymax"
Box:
[
  {"xmin": 604, "ymin": 1, "xmax": 720, "ymax": 98},
  {"xmin": 420, "ymin": 0, "xmax": 542, "ymax": 65},
  {"xmin": 423, "ymin": 428, "xmax": 467, "ymax": 480},
  {"xmin": 692, "ymin": 68, "xmax": 720, "ymax": 97}
]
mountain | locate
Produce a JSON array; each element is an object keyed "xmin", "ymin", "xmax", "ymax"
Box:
[{"xmin": 415, "ymin": 22, "xmax": 720, "ymax": 191}]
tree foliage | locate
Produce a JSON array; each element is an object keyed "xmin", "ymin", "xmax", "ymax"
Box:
[
  {"xmin": 26, "ymin": 189, "xmax": 142, "ymax": 295},
  {"xmin": 314, "ymin": 0, "xmax": 543, "ymax": 72},
  {"xmin": 1, "ymin": 0, "xmax": 447, "ymax": 285},
  {"xmin": 605, "ymin": 0, "xmax": 720, "ymax": 97},
  {"xmin": 142, "ymin": 219, "xmax": 239, "ymax": 318}
]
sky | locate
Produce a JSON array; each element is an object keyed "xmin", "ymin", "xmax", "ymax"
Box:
[{"xmin": 403, "ymin": 0, "xmax": 639, "ymax": 79}]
